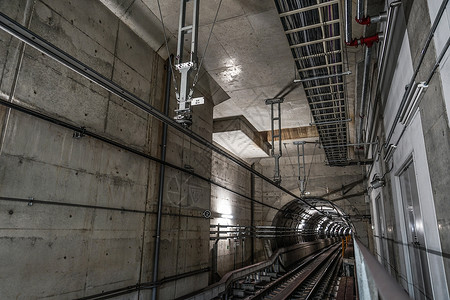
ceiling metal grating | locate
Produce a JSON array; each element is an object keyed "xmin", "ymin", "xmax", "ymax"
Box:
[{"xmin": 274, "ymin": 0, "xmax": 350, "ymax": 166}]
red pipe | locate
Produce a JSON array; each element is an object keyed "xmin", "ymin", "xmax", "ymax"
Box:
[
  {"xmin": 345, "ymin": 33, "xmax": 380, "ymax": 48},
  {"xmin": 355, "ymin": 16, "xmax": 371, "ymax": 25}
]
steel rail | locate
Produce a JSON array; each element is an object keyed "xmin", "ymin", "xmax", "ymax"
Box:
[
  {"xmin": 250, "ymin": 243, "xmax": 340, "ymax": 299},
  {"xmin": 304, "ymin": 250, "xmax": 341, "ymax": 299},
  {"xmin": 0, "ymin": 12, "xmax": 326, "ymax": 215},
  {"xmin": 274, "ymin": 246, "xmax": 340, "ymax": 299}
]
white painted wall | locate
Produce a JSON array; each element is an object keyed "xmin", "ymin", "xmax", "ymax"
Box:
[
  {"xmin": 390, "ymin": 111, "xmax": 449, "ymax": 299},
  {"xmin": 371, "ymin": 10, "xmax": 449, "ymax": 297}
]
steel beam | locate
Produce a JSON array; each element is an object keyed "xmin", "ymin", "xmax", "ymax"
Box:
[
  {"xmin": 285, "ymin": 19, "xmax": 340, "ymax": 35},
  {"xmin": 290, "ymin": 36, "xmax": 340, "ymax": 48},
  {"xmin": 279, "ymin": 0, "xmax": 339, "ymax": 17},
  {"xmin": 299, "ymin": 62, "xmax": 343, "ymax": 72}
]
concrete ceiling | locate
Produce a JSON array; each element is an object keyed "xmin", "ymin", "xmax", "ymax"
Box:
[
  {"xmin": 143, "ymin": 0, "xmax": 312, "ymax": 131},
  {"xmin": 103, "ymin": 0, "xmax": 367, "ymax": 162}
]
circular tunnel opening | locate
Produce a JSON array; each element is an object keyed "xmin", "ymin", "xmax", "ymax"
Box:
[{"xmin": 271, "ymin": 197, "xmax": 352, "ymax": 249}]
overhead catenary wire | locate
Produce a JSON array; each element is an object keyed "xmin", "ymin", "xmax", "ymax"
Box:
[
  {"xmin": 303, "ymin": 142, "xmax": 317, "ymax": 192},
  {"xmin": 192, "ymin": 0, "xmax": 223, "ymax": 88},
  {"xmin": 0, "ymin": 96, "xmax": 282, "ymax": 214},
  {"xmin": 0, "ymin": 9, "xmax": 341, "ymax": 218},
  {"xmin": 156, "ymin": 0, "xmax": 178, "ymax": 94}
]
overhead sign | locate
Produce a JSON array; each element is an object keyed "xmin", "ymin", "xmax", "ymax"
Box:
[{"xmin": 190, "ymin": 97, "xmax": 204, "ymax": 106}]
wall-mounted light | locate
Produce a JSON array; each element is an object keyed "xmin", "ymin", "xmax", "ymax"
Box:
[
  {"xmin": 221, "ymin": 214, "xmax": 233, "ymax": 219},
  {"xmin": 370, "ymin": 176, "xmax": 385, "ymax": 189}
]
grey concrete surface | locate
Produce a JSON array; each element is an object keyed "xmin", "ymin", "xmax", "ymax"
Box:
[{"xmin": 0, "ymin": 0, "xmax": 448, "ymax": 299}]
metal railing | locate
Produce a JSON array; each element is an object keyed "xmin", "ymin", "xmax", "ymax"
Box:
[
  {"xmin": 209, "ymin": 225, "xmax": 320, "ymax": 240},
  {"xmin": 353, "ymin": 237, "xmax": 411, "ymax": 300}
]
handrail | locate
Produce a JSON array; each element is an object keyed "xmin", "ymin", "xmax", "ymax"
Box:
[{"xmin": 354, "ymin": 237, "xmax": 411, "ymax": 300}]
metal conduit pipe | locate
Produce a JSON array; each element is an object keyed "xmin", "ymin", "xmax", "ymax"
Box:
[
  {"xmin": 344, "ymin": 0, "xmax": 352, "ymax": 44},
  {"xmin": 0, "ymin": 96, "xmax": 283, "ymax": 214},
  {"xmin": 366, "ymin": 1, "xmax": 402, "ymax": 145},
  {"xmin": 345, "ymin": 0, "xmax": 386, "ymax": 45},
  {"xmin": 357, "ymin": 47, "xmax": 372, "ymax": 146},
  {"xmin": 357, "ymin": 0, "xmax": 365, "ymax": 21},
  {"xmin": 152, "ymin": 55, "xmax": 172, "ymax": 300},
  {"xmin": 384, "ymin": 0, "xmax": 449, "ymax": 148},
  {"xmin": 0, "ymin": 12, "xmax": 328, "ymax": 217}
]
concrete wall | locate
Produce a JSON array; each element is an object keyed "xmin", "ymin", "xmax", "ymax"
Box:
[
  {"xmin": 209, "ymin": 152, "xmax": 268, "ymax": 279},
  {"xmin": 365, "ymin": 0, "xmax": 450, "ymax": 298},
  {"xmin": 0, "ymin": 0, "xmax": 214, "ymax": 298}
]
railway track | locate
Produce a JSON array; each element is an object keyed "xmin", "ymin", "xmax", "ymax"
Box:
[{"xmin": 242, "ymin": 243, "xmax": 342, "ymax": 300}]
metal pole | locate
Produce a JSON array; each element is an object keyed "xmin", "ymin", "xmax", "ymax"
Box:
[
  {"xmin": 0, "ymin": 12, "xmax": 330, "ymax": 217},
  {"xmin": 384, "ymin": 0, "xmax": 449, "ymax": 147},
  {"xmin": 344, "ymin": 0, "xmax": 352, "ymax": 44},
  {"xmin": 357, "ymin": 46, "xmax": 372, "ymax": 145},
  {"xmin": 152, "ymin": 55, "xmax": 172, "ymax": 300},
  {"xmin": 250, "ymin": 163, "xmax": 255, "ymax": 265},
  {"xmin": 293, "ymin": 70, "xmax": 351, "ymax": 83}
]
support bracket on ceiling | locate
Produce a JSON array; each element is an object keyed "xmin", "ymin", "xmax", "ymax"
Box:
[
  {"xmin": 174, "ymin": 0, "xmax": 202, "ymax": 128},
  {"xmin": 266, "ymin": 98, "xmax": 284, "ymax": 184},
  {"xmin": 293, "ymin": 141, "xmax": 307, "ymax": 195}
]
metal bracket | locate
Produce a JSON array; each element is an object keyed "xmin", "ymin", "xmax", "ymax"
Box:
[
  {"xmin": 293, "ymin": 141, "xmax": 306, "ymax": 195},
  {"xmin": 73, "ymin": 126, "xmax": 86, "ymax": 139},
  {"xmin": 174, "ymin": 0, "xmax": 201, "ymax": 128},
  {"xmin": 266, "ymin": 98, "xmax": 284, "ymax": 184}
]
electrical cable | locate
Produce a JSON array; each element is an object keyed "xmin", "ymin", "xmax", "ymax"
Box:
[
  {"xmin": 191, "ymin": 0, "xmax": 223, "ymax": 88},
  {"xmin": 0, "ymin": 97, "xmax": 283, "ymax": 214},
  {"xmin": 283, "ymin": 142, "xmax": 299, "ymax": 187},
  {"xmin": 303, "ymin": 142, "xmax": 317, "ymax": 192},
  {"xmin": 156, "ymin": 0, "xmax": 178, "ymax": 94}
]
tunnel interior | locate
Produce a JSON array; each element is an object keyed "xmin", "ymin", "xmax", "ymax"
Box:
[{"xmin": 271, "ymin": 198, "xmax": 352, "ymax": 248}]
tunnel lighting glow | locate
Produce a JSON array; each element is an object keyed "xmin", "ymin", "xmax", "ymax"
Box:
[
  {"xmin": 217, "ymin": 196, "xmax": 232, "ymax": 215},
  {"xmin": 221, "ymin": 214, "xmax": 233, "ymax": 219},
  {"xmin": 317, "ymin": 206, "xmax": 334, "ymax": 210},
  {"xmin": 304, "ymin": 191, "xmax": 311, "ymax": 195}
]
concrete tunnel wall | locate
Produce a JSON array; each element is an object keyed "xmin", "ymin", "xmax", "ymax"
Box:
[
  {"xmin": 0, "ymin": 0, "xmax": 215, "ymax": 298},
  {"xmin": 0, "ymin": 0, "xmax": 372, "ymax": 298}
]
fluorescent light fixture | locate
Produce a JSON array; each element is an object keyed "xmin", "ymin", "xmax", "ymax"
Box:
[
  {"xmin": 399, "ymin": 81, "xmax": 428, "ymax": 125},
  {"xmin": 221, "ymin": 214, "xmax": 233, "ymax": 219},
  {"xmin": 370, "ymin": 177, "xmax": 385, "ymax": 189},
  {"xmin": 403, "ymin": 82, "xmax": 428, "ymax": 126}
]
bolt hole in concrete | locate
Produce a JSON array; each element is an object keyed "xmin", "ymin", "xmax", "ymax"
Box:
[
  {"xmin": 8, "ymin": 210, "xmax": 13, "ymax": 215},
  {"xmin": 69, "ymin": 215, "xmax": 72, "ymax": 218},
  {"xmin": 64, "ymin": 256, "xmax": 66, "ymax": 259}
]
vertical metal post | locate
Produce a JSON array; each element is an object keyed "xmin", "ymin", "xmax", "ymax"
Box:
[
  {"xmin": 294, "ymin": 141, "xmax": 306, "ymax": 195},
  {"xmin": 265, "ymin": 98, "xmax": 284, "ymax": 184},
  {"xmin": 174, "ymin": 0, "xmax": 200, "ymax": 127},
  {"xmin": 152, "ymin": 55, "xmax": 173, "ymax": 300},
  {"xmin": 250, "ymin": 164, "xmax": 255, "ymax": 265}
]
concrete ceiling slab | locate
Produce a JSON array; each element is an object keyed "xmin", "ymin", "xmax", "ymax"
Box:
[
  {"xmin": 213, "ymin": 131, "xmax": 270, "ymax": 158},
  {"xmin": 213, "ymin": 115, "xmax": 270, "ymax": 158},
  {"xmin": 142, "ymin": 0, "xmax": 312, "ymax": 131}
]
